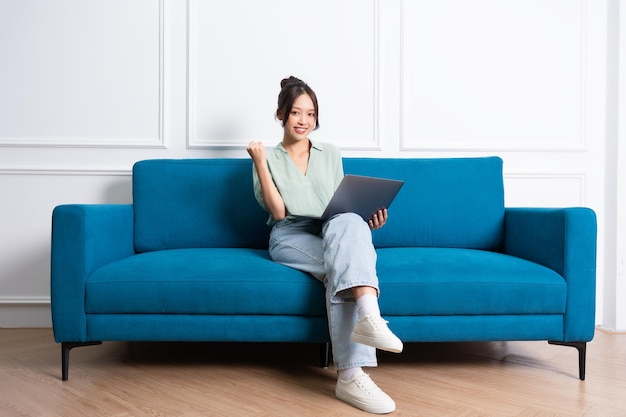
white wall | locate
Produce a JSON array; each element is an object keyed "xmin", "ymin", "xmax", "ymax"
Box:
[
  {"xmin": 0, "ymin": 0, "xmax": 622, "ymax": 330},
  {"xmin": 603, "ymin": 0, "xmax": 626, "ymax": 332},
  {"xmin": 617, "ymin": 0, "xmax": 626, "ymax": 331}
]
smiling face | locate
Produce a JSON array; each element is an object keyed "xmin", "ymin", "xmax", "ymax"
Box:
[{"xmin": 280, "ymin": 93, "xmax": 317, "ymax": 144}]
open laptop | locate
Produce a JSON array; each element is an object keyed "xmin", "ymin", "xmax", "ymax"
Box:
[{"xmin": 320, "ymin": 174, "xmax": 404, "ymax": 222}]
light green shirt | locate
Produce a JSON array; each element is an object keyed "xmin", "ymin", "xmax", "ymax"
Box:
[{"xmin": 253, "ymin": 141, "xmax": 344, "ymax": 225}]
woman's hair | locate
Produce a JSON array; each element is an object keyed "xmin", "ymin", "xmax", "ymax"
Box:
[{"xmin": 276, "ymin": 76, "xmax": 320, "ymax": 130}]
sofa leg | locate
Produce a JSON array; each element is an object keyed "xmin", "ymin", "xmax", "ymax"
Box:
[
  {"xmin": 61, "ymin": 341, "xmax": 102, "ymax": 381},
  {"xmin": 548, "ymin": 341, "xmax": 586, "ymax": 380},
  {"xmin": 319, "ymin": 342, "xmax": 330, "ymax": 368}
]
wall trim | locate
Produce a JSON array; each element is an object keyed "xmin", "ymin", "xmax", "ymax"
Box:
[
  {"xmin": 0, "ymin": 299, "xmax": 52, "ymax": 328},
  {"xmin": 0, "ymin": 0, "xmax": 166, "ymax": 149},
  {"xmin": 0, "ymin": 296, "xmax": 50, "ymax": 305},
  {"xmin": 504, "ymin": 172, "xmax": 587, "ymax": 205},
  {"xmin": 186, "ymin": 0, "xmax": 381, "ymax": 150},
  {"xmin": 0, "ymin": 168, "xmax": 132, "ymax": 176},
  {"xmin": 399, "ymin": 0, "xmax": 589, "ymax": 152}
]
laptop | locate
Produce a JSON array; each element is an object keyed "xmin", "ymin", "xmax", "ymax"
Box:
[{"xmin": 320, "ymin": 174, "xmax": 404, "ymax": 222}]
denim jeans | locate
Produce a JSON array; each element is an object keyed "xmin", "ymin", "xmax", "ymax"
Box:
[{"xmin": 268, "ymin": 213, "xmax": 378, "ymax": 370}]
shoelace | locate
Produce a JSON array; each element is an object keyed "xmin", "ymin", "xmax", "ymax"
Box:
[
  {"xmin": 354, "ymin": 373, "xmax": 383, "ymax": 396},
  {"xmin": 366, "ymin": 316, "xmax": 390, "ymax": 332}
]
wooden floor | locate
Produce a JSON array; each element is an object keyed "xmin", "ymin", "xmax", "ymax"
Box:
[{"xmin": 1, "ymin": 328, "xmax": 625, "ymax": 417}]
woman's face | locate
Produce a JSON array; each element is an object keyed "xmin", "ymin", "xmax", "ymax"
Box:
[{"xmin": 282, "ymin": 93, "xmax": 316, "ymax": 143}]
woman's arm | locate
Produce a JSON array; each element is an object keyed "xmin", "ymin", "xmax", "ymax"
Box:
[{"xmin": 247, "ymin": 141, "xmax": 287, "ymax": 222}]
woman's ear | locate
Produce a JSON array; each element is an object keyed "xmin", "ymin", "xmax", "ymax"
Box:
[{"xmin": 276, "ymin": 109, "xmax": 283, "ymax": 121}]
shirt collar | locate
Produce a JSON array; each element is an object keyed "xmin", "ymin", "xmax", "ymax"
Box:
[{"xmin": 273, "ymin": 140, "xmax": 324, "ymax": 158}]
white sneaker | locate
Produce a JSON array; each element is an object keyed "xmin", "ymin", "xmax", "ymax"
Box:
[
  {"xmin": 352, "ymin": 315, "xmax": 403, "ymax": 353},
  {"xmin": 336, "ymin": 369, "xmax": 396, "ymax": 414}
]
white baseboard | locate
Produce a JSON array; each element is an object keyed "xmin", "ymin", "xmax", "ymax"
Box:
[{"xmin": 0, "ymin": 297, "xmax": 52, "ymax": 328}]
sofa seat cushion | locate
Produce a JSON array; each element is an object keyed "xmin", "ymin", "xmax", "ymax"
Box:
[
  {"xmin": 85, "ymin": 248, "xmax": 326, "ymax": 316},
  {"xmin": 377, "ymin": 247, "xmax": 567, "ymax": 316}
]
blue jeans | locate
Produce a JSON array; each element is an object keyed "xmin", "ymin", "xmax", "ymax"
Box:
[{"xmin": 268, "ymin": 213, "xmax": 378, "ymax": 370}]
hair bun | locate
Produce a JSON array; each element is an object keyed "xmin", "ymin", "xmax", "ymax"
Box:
[{"xmin": 280, "ymin": 76, "xmax": 304, "ymax": 89}]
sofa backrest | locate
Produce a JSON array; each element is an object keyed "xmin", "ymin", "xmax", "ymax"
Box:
[
  {"xmin": 343, "ymin": 157, "xmax": 505, "ymax": 250},
  {"xmin": 133, "ymin": 159, "xmax": 269, "ymax": 252},
  {"xmin": 132, "ymin": 156, "xmax": 505, "ymax": 252}
]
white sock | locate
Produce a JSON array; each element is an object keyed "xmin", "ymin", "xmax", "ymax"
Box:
[
  {"xmin": 338, "ymin": 367, "xmax": 361, "ymax": 381},
  {"xmin": 356, "ymin": 293, "xmax": 380, "ymax": 319}
]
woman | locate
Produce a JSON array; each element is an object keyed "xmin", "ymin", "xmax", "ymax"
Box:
[{"xmin": 247, "ymin": 76, "xmax": 402, "ymax": 414}]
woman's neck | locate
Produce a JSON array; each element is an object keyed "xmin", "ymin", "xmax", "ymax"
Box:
[
  {"xmin": 282, "ymin": 139, "xmax": 311, "ymax": 174},
  {"xmin": 282, "ymin": 138, "xmax": 311, "ymax": 157}
]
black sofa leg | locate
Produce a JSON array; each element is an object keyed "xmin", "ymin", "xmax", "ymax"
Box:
[
  {"xmin": 319, "ymin": 342, "xmax": 330, "ymax": 368},
  {"xmin": 548, "ymin": 341, "xmax": 586, "ymax": 380},
  {"xmin": 61, "ymin": 341, "xmax": 102, "ymax": 381}
]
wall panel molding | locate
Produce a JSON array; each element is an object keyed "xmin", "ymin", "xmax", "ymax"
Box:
[
  {"xmin": 0, "ymin": 168, "xmax": 132, "ymax": 177},
  {"xmin": 0, "ymin": 0, "xmax": 165, "ymax": 149},
  {"xmin": 0, "ymin": 168, "xmax": 131, "ymax": 177},
  {"xmin": 0, "ymin": 296, "xmax": 50, "ymax": 305},
  {"xmin": 400, "ymin": 0, "xmax": 588, "ymax": 152},
  {"xmin": 186, "ymin": 0, "xmax": 381, "ymax": 150},
  {"xmin": 503, "ymin": 172, "xmax": 587, "ymax": 206}
]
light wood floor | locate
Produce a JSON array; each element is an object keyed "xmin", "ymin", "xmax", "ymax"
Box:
[{"xmin": 1, "ymin": 328, "xmax": 625, "ymax": 417}]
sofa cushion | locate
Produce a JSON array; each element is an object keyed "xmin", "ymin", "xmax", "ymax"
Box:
[
  {"xmin": 133, "ymin": 157, "xmax": 505, "ymax": 252},
  {"xmin": 376, "ymin": 247, "xmax": 567, "ymax": 315},
  {"xmin": 344, "ymin": 157, "xmax": 505, "ymax": 249},
  {"xmin": 85, "ymin": 247, "xmax": 566, "ymax": 318},
  {"xmin": 85, "ymin": 248, "xmax": 326, "ymax": 316},
  {"xmin": 133, "ymin": 159, "xmax": 269, "ymax": 252}
]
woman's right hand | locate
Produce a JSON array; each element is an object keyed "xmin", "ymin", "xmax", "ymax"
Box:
[{"xmin": 247, "ymin": 141, "xmax": 266, "ymax": 164}]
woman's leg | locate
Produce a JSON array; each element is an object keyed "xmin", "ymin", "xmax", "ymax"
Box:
[
  {"xmin": 269, "ymin": 215, "xmax": 398, "ymax": 413},
  {"xmin": 268, "ymin": 216, "xmax": 377, "ymax": 369},
  {"xmin": 321, "ymin": 213, "xmax": 379, "ymax": 370},
  {"xmin": 268, "ymin": 217, "xmax": 326, "ymax": 280},
  {"xmin": 322, "ymin": 213, "xmax": 399, "ymax": 414}
]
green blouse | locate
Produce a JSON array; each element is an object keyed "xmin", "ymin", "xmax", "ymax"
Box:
[{"xmin": 252, "ymin": 141, "xmax": 344, "ymax": 225}]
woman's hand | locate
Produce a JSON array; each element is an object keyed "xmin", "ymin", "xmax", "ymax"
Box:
[
  {"xmin": 247, "ymin": 141, "xmax": 267, "ymax": 165},
  {"xmin": 368, "ymin": 209, "xmax": 388, "ymax": 230}
]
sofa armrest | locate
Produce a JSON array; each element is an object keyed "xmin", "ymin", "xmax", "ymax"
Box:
[
  {"xmin": 51, "ymin": 204, "xmax": 134, "ymax": 342},
  {"xmin": 503, "ymin": 207, "xmax": 597, "ymax": 341}
]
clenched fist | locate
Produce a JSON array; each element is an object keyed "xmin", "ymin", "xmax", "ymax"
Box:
[{"xmin": 247, "ymin": 141, "xmax": 266, "ymax": 165}]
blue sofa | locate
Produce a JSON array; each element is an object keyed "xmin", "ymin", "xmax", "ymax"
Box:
[{"xmin": 51, "ymin": 157, "xmax": 597, "ymax": 381}]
